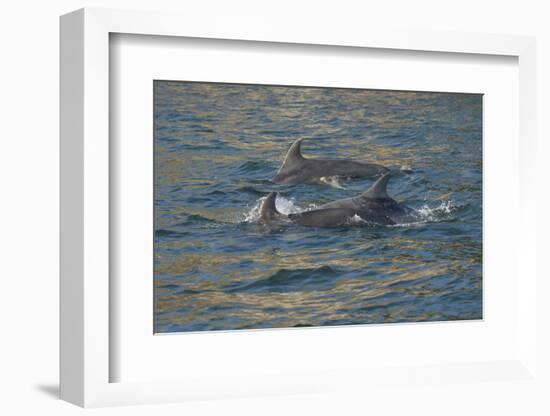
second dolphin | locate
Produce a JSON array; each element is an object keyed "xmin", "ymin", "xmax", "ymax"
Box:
[{"xmin": 272, "ymin": 138, "xmax": 389, "ymax": 185}]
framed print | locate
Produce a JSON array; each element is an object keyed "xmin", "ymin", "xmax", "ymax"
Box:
[{"xmin": 60, "ymin": 8, "xmax": 540, "ymax": 408}]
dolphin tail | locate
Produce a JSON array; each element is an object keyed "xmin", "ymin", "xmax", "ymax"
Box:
[
  {"xmin": 260, "ymin": 192, "xmax": 282, "ymax": 221},
  {"xmin": 362, "ymin": 172, "xmax": 392, "ymax": 199}
]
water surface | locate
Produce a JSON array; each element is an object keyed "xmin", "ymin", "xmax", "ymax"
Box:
[{"xmin": 154, "ymin": 81, "xmax": 482, "ymax": 333}]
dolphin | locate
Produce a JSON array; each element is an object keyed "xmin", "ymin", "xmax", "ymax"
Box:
[
  {"xmin": 272, "ymin": 138, "xmax": 389, "ymax": 185},
  {"xmin": 259, "ymin": 191, "xmax": 395, "ymax": 228},
  {"xmin": 316, "ymin": 172, "xmax": 416, "ymax": 224}
]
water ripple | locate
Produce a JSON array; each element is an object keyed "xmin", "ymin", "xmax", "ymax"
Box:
[{"xmin": 154, "ymin": 81, "xmax": 482, "ymax": 333}]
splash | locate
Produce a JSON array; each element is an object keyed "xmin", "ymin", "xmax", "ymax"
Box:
[
  {"xmin": 415, "ymin": 200, "xmax": 455, "ymax": 222},
  {"xmin": 318, "ymin": 176, "xmax": 346, "ymax": 189},
  {"xmin": 386, "ymin": 200, "xmax": 457, "ymax": 228},
  {"xmin": 243, "ymin": 195, "xmax": 459, "ymax": 227},
  {"xmin": 399, "ymin": 165, "xmax": 414, "ymax": 174},
  {"xmin": 243, "ymin": 195, "xmax": 303, "ymax": 223},
  {"xmin": 345, "ymin": 214, "xmax": 369, "ymax": 226}
]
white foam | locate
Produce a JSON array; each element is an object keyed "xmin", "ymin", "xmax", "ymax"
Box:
[
  {"xmin": 415, "ymin": 200, "xmax": 455, "ymax": 222},
  {"xmin": 243, "ymin": 195, "xmax": 303, "ymax": 223},
  {"xmin": 243, "ymin": 196, "xmax": 458, "ymax": 226},
  {"xmin": 318, "ymin": 176, "xmax": 346, "ymax": 189},
  {"xmin": 346, "ymin": 214, "xmax": 369, "ymax": 225},
  {"xmin": 387, "ymin": 200, "xmax": 457, "ymax": 228}
]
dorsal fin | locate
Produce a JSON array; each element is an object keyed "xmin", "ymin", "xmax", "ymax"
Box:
[
  {"xmin": 260, "ymin": 192, "xmax": 281, "ymax": 221},
  {"xmin": 287, "ymin": 138, "xmax": 304, "ymax": 159},
  {"xmin": 362, "ymin": 173, "xmax": 391, "ymax": 199},
  {"xmin": 273, "ymin": 139, "xmax": 306, "ymax": 183},
  {"xmin": 279, "ymin": 138, "xmax": 304, "ymax": 167}
]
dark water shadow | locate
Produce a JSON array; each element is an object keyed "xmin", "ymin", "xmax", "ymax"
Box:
[{"xmin": 34, "ymin": 383, "xmax": 59, "ymax": 399}]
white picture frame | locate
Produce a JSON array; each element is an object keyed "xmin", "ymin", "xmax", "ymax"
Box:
[{"xmin": 60, "ymin": 7, "xmax": 538, "ymax": 408}]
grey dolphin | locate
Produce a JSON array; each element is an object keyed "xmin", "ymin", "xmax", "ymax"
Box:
[
  {"xmin": 316, "ymin": 172, "xmax": 416, "ymax": 224},
  {"xmin": 272, "ymin": 138, "xmax": 389, "ymax": 185},
  {"xmin": 259, "ymin": 192, "xmax": 395, "ymax": 228},
  {"xmin": 260, "ymin": 191, "xmax": 285, "ymax": 222}
]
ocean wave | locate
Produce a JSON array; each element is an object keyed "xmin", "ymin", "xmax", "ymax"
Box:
[
  {"xmin": 155, "ymin": 228, "xmax": 190, "ymax": 238},
  {"xmin": 224, "ymin": 265, "xmax": 338, "ymax": 292},
  {"xmin": 236, "ymin": 160, "xmax": 269, "ymax": 173},
  {"xmin": 234, "ymin": 185, "xmax": 265, "ymax": 196},
  {"xmin": 174, "ymin": 213, "xmax": 220, "ymax": 225}
]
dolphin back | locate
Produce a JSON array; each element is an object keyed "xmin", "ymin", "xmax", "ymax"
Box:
[
  {"xmin": 272, "ymin": 138, "xmax": 388, "ymax": 184},
  {"xmin": 289, "ymin": 208, "xmax": 395, "ymax": 227}
]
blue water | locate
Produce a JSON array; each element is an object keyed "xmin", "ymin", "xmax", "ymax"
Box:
[{"xmin": 154, "ymin": 81, "xmax": 482, "ymax": 333}]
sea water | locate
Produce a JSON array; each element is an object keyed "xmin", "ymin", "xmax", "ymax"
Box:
[{"xmin": 153, "ymin": 81, "xmax": 482, "ymax": 333}]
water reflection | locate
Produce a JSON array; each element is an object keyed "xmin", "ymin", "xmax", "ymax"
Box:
[{"xmin": 154, "ymin": 81, "xmax": 482, "ymax": 333}]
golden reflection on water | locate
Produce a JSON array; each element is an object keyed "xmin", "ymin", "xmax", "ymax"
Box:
[
  {"xmin": 155, "ymin": 233, "xmax": 478, "ymax": 328},
  {"xmin": 155, "ymin": 87, "xmax": 459, "ymax": 171},
  {"xmin": 155, "ymin": 261, "xmax": 461, "ymax": 329},
  {"xmin": 154, "ymin": 81, "xmax": 482, "ymax": 331}
]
